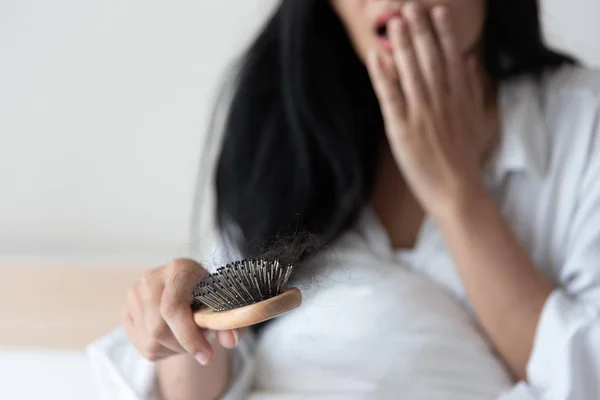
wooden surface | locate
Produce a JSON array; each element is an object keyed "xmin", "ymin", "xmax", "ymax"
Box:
[{"xmin": 0, "ymin": 263, "xmax": 148, "ymax": 349}]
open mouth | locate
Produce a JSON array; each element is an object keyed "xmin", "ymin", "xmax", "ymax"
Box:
[
  {"xmin": 376, "ymin": 24, "xmax": 388, "ymax": 38},
  {"xmin": 374, "ymin": 21, "xmax": 392, "ymax": 51},
  {"xmin": 374, "ymin": 10, "xmax": 402, "ymax": 51}
]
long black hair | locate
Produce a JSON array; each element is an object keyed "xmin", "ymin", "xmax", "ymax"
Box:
[{"xmin": 203, "ymin": 0, "xmax": 575, "ymax": 260}]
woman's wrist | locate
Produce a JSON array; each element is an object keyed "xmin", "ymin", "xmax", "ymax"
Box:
[
  {"xmin": 157, "ymin": 345, "xmax": 231, "ymax": 400},
  {"xmin": 431, "ymin": 178, "xmax": 493, "ymax": 225}
]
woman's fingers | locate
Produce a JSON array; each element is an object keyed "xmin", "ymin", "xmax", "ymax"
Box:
[
  {"xmin": 160, "ymin": 259, "xmax": 214, "ymax": 365},
  {"xmin": 123, "ymin": 260, "xmax": 226, "ymax": 365},
  {"xmin": 467, "ymin": 55, "xmax": 485, "ymax": 108},
  {"xmin": 138, "ymin": 270, "xmax": 187, "ymax": 353},
  {"xmin": 123, "ymin": 275, "xmax": 180, "ymax": 359},
  {"xmin": 216, "ymin": 328, "xmax": 246, "ymax": 349},
  {"xmin": 366, "ymin": 49, "xmax": 406, "ymax": 126},
  {"xmin": 123, "ymin": 309, "xmax": 178, "ymax": 361},
  {"xmin": 403, "ymin": 3, "xmax": 446, "ymax": 104},
  {"xmin": 431, "ymin": 6, "xmax": 467, "ymax": 97},
  {"xmin": 389, "ymin": 17, "xmax": 427, "ymax": 109}
]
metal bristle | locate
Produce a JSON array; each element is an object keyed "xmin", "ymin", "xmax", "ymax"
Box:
[{"xmin": 191, "ymin": 258, "xmax": 294, "ymax": 312}]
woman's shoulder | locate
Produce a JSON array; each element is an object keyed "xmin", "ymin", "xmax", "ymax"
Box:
[
  {"xmin": 500, "ymin": 65, "xmax": 600, "ymax": 130},
  {"xmin": 537, "ymin": 65, "xmax": 600, "ymax": 165},
  {"xmin": 539, "ymin": 65, "xmax": 600, "ymax": 154},
  {"xmin": 535, "ymin": 65, "xmax": 600, "ymax": 197},
  {"xmin": 498, "ymin": 64, "xmax": 600, "ymax": 189},
  {"xmin": 540, "ymin": 64, "xmax": 600, "ymax": 103}
]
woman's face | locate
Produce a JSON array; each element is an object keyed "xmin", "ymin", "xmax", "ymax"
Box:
[{"xmin": 330, "ymin": 0, "xmax": 486, "ymax": 68}]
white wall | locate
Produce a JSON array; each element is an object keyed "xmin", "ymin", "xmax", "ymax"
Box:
[
  {"xmin": 0, "ymin": 0, "xmax": 278, "ymax": 263},
  {"xmin": 1, "ymin": 0, "xmax": 599, "ymax": 263},
  {"xmin": 542, "ymin": 0, "xmax": 600, "ymax": 67}
]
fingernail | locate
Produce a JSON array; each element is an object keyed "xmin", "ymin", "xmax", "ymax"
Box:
[
  {"xmin": 195, "ymin": 351, "xmax": 210, "ymax": 366},
  {"xmin": 232, "ymin": 330, "xmax": 239, "ymax": 347}
]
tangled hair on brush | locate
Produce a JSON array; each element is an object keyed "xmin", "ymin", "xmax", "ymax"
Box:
[
  {"xmin": 192, "ymin": 0, "xmax": 576, "ymax": 267},
  {"xmin": 244, "ymin": 230, "xmax": 323, "ymax": 272}
]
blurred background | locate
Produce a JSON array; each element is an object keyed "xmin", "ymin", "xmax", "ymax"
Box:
[{"xmin": 0, "ymin": 0, "xmax": 598, "ymax": 398}]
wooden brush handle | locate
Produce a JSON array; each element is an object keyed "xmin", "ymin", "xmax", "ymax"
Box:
[{"xmin": 193, "ymin": 287, "xmax": 302, "ymax": 330}]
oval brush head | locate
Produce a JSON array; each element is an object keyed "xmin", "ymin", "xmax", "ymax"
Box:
[{"xmin": 191, "ymin": 258, "xmax": 302, "ymax": 330}]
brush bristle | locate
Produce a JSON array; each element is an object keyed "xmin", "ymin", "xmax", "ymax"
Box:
[{"xmin": 192, "ymin": 258, "xmax": 293, "ymax": 312}]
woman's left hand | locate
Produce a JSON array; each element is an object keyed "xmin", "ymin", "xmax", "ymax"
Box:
[{"xmin": 366, "ymin": 3, "xmax": 493, "ymax": 219}]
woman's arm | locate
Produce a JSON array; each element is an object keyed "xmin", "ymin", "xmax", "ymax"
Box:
[
  {"xmin": 364, "ymin": 3, "xmax": 600, "ymax": 395},
  {"xmin": 87, "ymin": 326, "xmax": 257, "ymax": 400},
  {"xmin": 365, "ymin": 5, "xmax": 554, "ymax": 379},
  {"xmin": 434, "ymin": 189, "xmax": 552, "ymax": 381},
  {"xmin": 436, "ymin": 117, "xmax": 600, "ymax": 398},
  {"xmin": 157, "ymin": 342, "xmax": 230, "ymax": 400},
  {"xmin": 120, "ymin": 259, "xmax": 246, "ymax": 400}
]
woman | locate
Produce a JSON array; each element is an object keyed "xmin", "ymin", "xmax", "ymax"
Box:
[{"xmin": 88, "ymin": 0, "xmax": 600, "ymax": 399}]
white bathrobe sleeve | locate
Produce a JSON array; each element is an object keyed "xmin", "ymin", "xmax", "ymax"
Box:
[
  {"xmin": 498, "ymin": 103, "xmax": 600, "ymax": 400},
  {"xmin": 525, "ymin": 117, "xmax": 600, "ymax": 399},
  {"xmin": 86, "ymin": 328, "xmax": 257, "ymax": 400}
]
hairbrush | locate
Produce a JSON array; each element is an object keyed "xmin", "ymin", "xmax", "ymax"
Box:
[{"xmin": 191, "ymin": 258, "xmax": 302, "ymax": 330}]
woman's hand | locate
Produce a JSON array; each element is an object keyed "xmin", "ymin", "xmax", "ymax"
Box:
[
  {"xmin": 123, "ymin": 258, "xmax": 244, "ymax": 365},
  {"xmin": 366, "ymin": 3, "xmax": 493, "ymax": 219}
]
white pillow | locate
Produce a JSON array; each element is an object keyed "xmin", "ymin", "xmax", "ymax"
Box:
[{"xmin": 252, "ymin": 236, "xmax": 513, "ymax": 399}]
